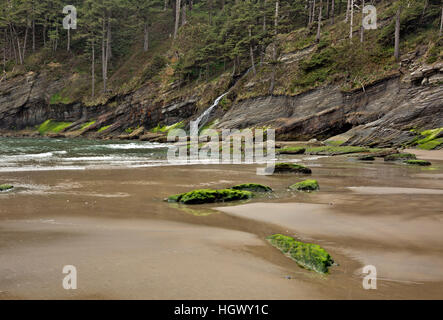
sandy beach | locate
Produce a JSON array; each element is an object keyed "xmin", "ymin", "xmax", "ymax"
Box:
[{"xmin": 1, "ymin": 149, "xmax": 443, "ymax": 299}]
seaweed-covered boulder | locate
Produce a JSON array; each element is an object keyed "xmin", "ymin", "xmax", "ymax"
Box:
[
  {"xmin": 404, "ymin": 159, "xmax": 432, "ymax": 166},
  {"xmin": 231, "ymin": 183, "xmax": 273, "ymax": 192},
  {"xmin": 167, "ymin": 189, "xmax": 253, "ymax": 204},
  {"xmin": 0, "ymin": 184, "xmax": 13, "ymax": 192},
  {"xmin": 267, "ymin": 234, "xmax": 334, "ymax": 274},
  {"xmin": 371, "ymin": 149, "xmax": 399, "ymax": 158},
  {"xmin": 274, "ymin": 163, "xmax": 312, "ymax": 174},
  {"xmin": 278, "ymin": 147, "xmax": 306, "ymax": 155},
  {"xmin": 357, "ymin": 155, "xmax": 375, "ymax": 161},
  {"xmin": 384, "ymin": 153, "xmax": 416, "ymax": 161},
  {"xmin": 289, "ymin": 179, "xmax": 320, "ymax": 191}
]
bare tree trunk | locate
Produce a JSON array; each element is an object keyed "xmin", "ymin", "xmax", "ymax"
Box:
[
  {"xmin": 394, "ymin": 7, "xmax": 401, "ymax": 61},
  {"xmin": 421, "ymin": 0, "xmax": 429, "ymax": 21},
  {"xmin": 102, "ymin": 18, "xmax": 107, "ymax": 93},
  {"xmin": 269, "ymin": 0, "xmax": 279, "ymax": 95},
  {"xmin": 345, "ymin": 0, "xmax": 350, "ymax": 23},
  {"xmin": 182, "ymin": 3, "xmax": 187, "ymax": 26},
  {"xmin": 349, "ymin": 0, "xmax": 354, "ymax": 40},
  {"xmin": 67, "ymin": 28, "xmax": 71, "ymax": 52},
  {"xmin": 22, "ymin": 24, "xmax": 28, "ymax": 60},
  {"xmin": 440, "ymin": 4, "xmax": 443, "ymax": 37},
  {"xmin": 107, "ymin": 19, "xmax": 112, "ymax": 62},
  {"xmin": 9, "ymin": 25, "xmax": 17, "ymax": 64},
  {"xmin": 32, "ymin": 20, "xmax": 35, "ymax": 52},
  {"xmin": 360, "ymin": 0, "xmax": 365, "ymax": 42},
  {"xmin": 308, "ymin": 1, "xmax": 312, "ymax": 25},
  {"xmin": 144, "ymin": 23, "xmax": 149, "ymax": 52},
  {"xmin": 174, "ymin": 0, "xmax": 181, "ymax": 39},
  {"xmin": 249, "ymin": 27, "xmax": 256, "ymax": 76},
  {"xmin": 312, "ymin": 0, "xmax": 316, "ymax": 25},
  {"xmin": 92, "ymin": 38, "xmax": 95, "ymax": 98},
  {"xmin": 331, "ymin": 0, "xmax": 335, "ymax": 24},
  {"xmin": 316, "ymin": 0, "xmax": 323, "ymax": 42},
  {"xmin": 164, "ymin": 0, "xmax": 168, "ymax": 11},
  {"xmin": 3, "ymin": 29, "xmax": 6, "ymax": 72},
  {"xmin": 12, "ymin": 25, "xmax": 23, "ymax": 64},
  {"xmin": 326, "ymin": 0, "xmax": 329, "ymax": 19},
  {"xmin": 43, "ymin": 20, "xmax": 46, "ymax": 47}
]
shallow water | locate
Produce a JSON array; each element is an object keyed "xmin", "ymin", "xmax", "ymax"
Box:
[
  {"xmin": 0, "ymin": 138, "xmax": 443, "ymax": 299},
  {"xmin": 0, "ymin": 138, "xmax": 169, "ymax": 172}
]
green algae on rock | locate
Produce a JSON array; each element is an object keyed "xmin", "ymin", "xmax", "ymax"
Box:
[
  {"xmin": 384, "ymin": 153, "xmax": 417, "ymax": 161},
  {"xmin": 267, "ymin": 234, "xmax": 334, "ymax": 274},
  {"xmin": 0, "ymin": 184, "xmax": 14, "ymax": 192},
  {"xmin": 404, "ymin": 160, "xmax": 432, "ymax": 166},
  {"xmin": 289, "ymin": 179, "xmax": 320, "ymax": 191},
  {"xmin": 167, "ymin": 189, "xmax": 253, "ymax": 204},
  {"xmin": 231, "ymin": 183, "xmax": 273, "ymax": 192},
  {"xmin": 357, "ymin": 155, "xmax": 375, "ymax": 161},
  {"xmin": 274, "ymin": 163, "xmax": 312, "ymax": 174},
  {"xmin": 278, "ymin": 147, "xmax": 306, "ymax": 155}
]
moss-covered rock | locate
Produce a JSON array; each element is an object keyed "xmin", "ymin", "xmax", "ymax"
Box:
[
  {"xmin": 0, "ymin": 184, "xmax": 13, "ymax": 192},
  {"xmin": 167, "ymin": 189, "xmax": 253, "ymax": 204},
  {"xmin": 274, "ymin": 163, "xmax": 312, "ymax": 174},
  {"xmin": 278, "ymin": 147, "xmax": 306, "ymax": 155},
  {"xmin": 370, "ymin": 149, "xmax": 399, "ymax": 158},
  {"xmin": 305, "ymin": 146, "xmax": 369, "ymax": 156},
  {"xmin": 384, "ymin": 153, "xmax": 417, "ymax": 161},
  {"xmin": 404, "ymin": 159, "xmax": 432, "ymax": 166},
  {"xmin": 267, "ymin": 234, "xmax": 334, "ymax": 274},
  {"xmin": 231, "ymin": 183, "xmax": 273, "ymax": 192},
  {"xmin": 357, "ymin": 155, "xmax": 375, "ymax": 161},
  {"xmin": 289, "ymin": 179, "xmax": 320, "ymax": 191}
]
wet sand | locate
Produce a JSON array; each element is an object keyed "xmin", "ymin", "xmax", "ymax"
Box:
[{"xmin": 1, "ymin": 153, "xmax": 443, "ymax": 299}]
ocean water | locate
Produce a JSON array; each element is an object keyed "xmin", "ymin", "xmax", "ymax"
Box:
[{"xmin": 0, "ymin": 137, "xmax": 170, "ymax": 172}]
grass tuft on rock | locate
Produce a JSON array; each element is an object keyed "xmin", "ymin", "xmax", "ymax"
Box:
[
  {"xmin": 0, "ymin": 184, "xmax": 14, "ymax": 192},
  {"xmin": 167, "ymin": 189, "xmax": 253, "ymax": 204},
  {"xmin": 384, "ymin": 153, "xmax": 417, "ymax": 161},
  {"xmin": 404, "ymin": 159, "xmax": 432, "ymax": 166},
  {"xmin": 231, "ymin": 183, "xmax": 273, "ymax": 192},
  {"xmin": 274, "ymin": 163, "xmax": 312, "ymax": 174},
  {"xmin": 267, "ymin": 234, "xmax": 334, "ymax": 274},
  {"xmin": 289, "ymin": 179, "xmax": 320, "ymax": 191}
]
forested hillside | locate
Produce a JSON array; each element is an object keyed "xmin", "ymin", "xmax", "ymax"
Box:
[{"xmin": 0, "ymin": 0, "xmax": 442, "ymax": 148}]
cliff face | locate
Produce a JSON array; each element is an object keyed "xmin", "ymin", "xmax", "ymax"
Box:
[
  {"xmin": 0, "ymin": 59, "xmax": 442, "ymax": 148},
  {"xmin": 215, "ymin": 63, "xmax": 443, "ymax": 148}
]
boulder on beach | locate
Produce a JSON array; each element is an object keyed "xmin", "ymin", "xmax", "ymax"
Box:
[
  {"xmin": 267, "ymin": 234, "xmax": 334, "ymax": 274},
  {"xmin": 384, "ymin": 153, "xmax": 417, "ymax": 161},
  {"xmin": 274, "ymin": 163, "xmax": 312, "ymax": 174},
  {"xmin": 357, "ymin": 155, "xmax": 375, "ymax": 161},
  {"xmin": 278, "ymin": 147, "xmax": 306, "ymax": 155},
  {"xmin": 0, "ymin": 184, "xmax": 14, "ymax": 192},
  {"xmin": 289, "ymin": 179, "xmax": 320, "ymax": 191},
  {"xmin": 404, "ymin": 159, "xmax": 432, "ymax": 166},
  {"xmin": 167, "ymin": 189, "xmax": 253, "ymax": 204},
  {"xmin": 231, "ymin": 183, "xmax": 273, "ymax": 192}
]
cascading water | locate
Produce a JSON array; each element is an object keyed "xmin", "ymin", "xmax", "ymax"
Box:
[{"xmin": 191, "ymin": 92, "xmax": 228, "ymax": 137}]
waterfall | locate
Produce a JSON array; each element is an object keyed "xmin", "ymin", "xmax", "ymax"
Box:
[{"xmin": 191, "ymin": 92, "xmax": 228, "ymax": 136}]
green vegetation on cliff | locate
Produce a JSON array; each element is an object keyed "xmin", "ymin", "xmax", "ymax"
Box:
[{"xmin": 37, "ymin": 120, "xmax": 72, "ymax": 135}]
